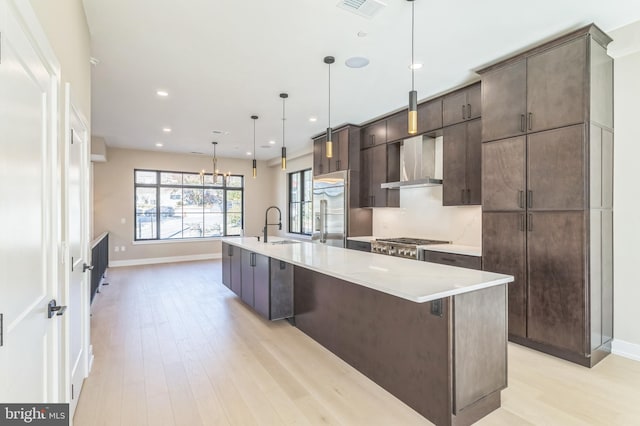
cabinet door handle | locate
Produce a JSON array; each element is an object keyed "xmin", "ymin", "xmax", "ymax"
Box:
[
  {"xmin": 371, "ymin": 195, "xmax": 375, "ymax": 206},
  {"xmin": 527, "ymin": 190, "xmax": 533, "ymax": 209},
  {"xmin": 518, "ymin": 190, "xmax": 524, "ymax": 209},
  {"xmin": 371, "ymin": 135, "xmax": 375, "ymax": 145},
  {"xmin": 441, "ymin": 257, "xmax": 457, "ymax": 263},
  {"xmin": 527, "ymin": 214, "xmax": 533, "ymax": 232},
  {"xmin": 528, "ymin": 112, "xmax": 533, "ymax": 131},
  {"xmin": 251, "ymin": 252, "xmax": 256, "ymax": 267},
  {"xmin": 519, "ymin": 213, "xmax": 525, "ymax": 232},
  {"xmin": 461, "ymin": 189, "xmax": 466, "ymax": 204},
  {"xmin": 228, "ymin": 245, "xmax": 233, "ymax": 256},
  {"xmin": 462, "ymin": 105, "xmax": 466, "ymax": 120},
  {"xmin": 467, "ymin": 104, "xmax": 471, "ymax": 118},
  {"xmin": 337, "ymin": 160, "xmax": 341, "ymax": 170},
  {"xmin": 520, "ymin": 114, "xmax": 525, "ymax": 133},
  {"xmin": 467, "ymin": 189, "xmax": 471, "ymax": 204}
]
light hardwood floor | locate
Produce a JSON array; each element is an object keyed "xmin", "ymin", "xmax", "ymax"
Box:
[{"xmin": 74, "ymin": 260, "xmax": 640, "ymax": 426}]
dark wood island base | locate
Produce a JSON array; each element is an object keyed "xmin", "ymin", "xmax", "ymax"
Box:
[{"xmin": 293, "ymin": 267, "xmax": 508, "ymax": 426}]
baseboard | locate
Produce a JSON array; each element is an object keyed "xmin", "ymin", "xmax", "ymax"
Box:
[
  {"xmin": 612, "ymin": 339, "xmax": 640, "ymax": 362},
  {"xmin": 109, "ymin": 253, "xmax": 221, "ymax": 267}
]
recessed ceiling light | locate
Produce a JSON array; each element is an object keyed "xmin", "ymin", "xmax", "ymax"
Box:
[
  {"xmin": 156, "ymin": 90, "xmax": 169, "ymax": 97},
  {"xmin": 346, "ymin": 57, "xmax": 370, "ymax": 68},
  {"xmin": 162, "ymin": 127, "xmax": 172, "ymax": 133},
  {"xmin": 269, "ymin": 140, "xmax": 276, "ymax": 145},
  {"xmin": 409, "ymin": 63, "xmax": 423, "ymax": 70},
  {"xmin": 155, "ymin": 143, "xmax": 164, "ymax": 147},
  {"xmin": 212, "ymin": 130, "xmax": 223, "ymax": 134},
  {"xmin": 357, "ymin": 31, "xmax": 368, "ymax": 38},
  {"xmin": 309, "ymin": 117, "xmax": 318, "ymax": 122},
  {"xmin": 246, "ymin": 151, "xmax": 252, "ymax": 156}
]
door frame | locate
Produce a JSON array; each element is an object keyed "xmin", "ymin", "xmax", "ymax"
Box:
[{"xmin": 61, "ymin": 83, "xmax": 92, "ymax": 412}]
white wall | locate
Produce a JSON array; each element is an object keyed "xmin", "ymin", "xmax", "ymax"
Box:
[
  {"xmin": 372, "ymin": 188, "xmax": 482, "ymax": 245},
  {"xmin": 609, "ymin": 21, "xmax": 640, "ymax": 356}
]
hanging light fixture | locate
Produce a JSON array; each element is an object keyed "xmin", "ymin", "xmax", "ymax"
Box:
[
  {"xmin": 251, "ymin": 115, "xmax": 258, "ymax": 178},
  {"xmin": 211, "ymin": 141, "xmax": 220, "ymax": 184},
  {"xmin": 280, "ymin": 93, "xmax": 288, "ymax": 170},
  {"xmin": 324, "ymin": 56, "xmax": 335, "ymax": 158},
  {"xmin": 407, "ymin": 0, "xmax": 418, "ymax": 135}
]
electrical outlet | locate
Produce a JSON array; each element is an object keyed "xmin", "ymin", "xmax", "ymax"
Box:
[
  {"xmin": 121, "ymin": 246, "xmax": 126, "ymax": 252},
  {"xmin": 121, "ymin": 218, "xmax": 126, "ymax": 224},
  {"xmin": 114, "ymin": 246, "xmax": 120, "ymax": 252}
]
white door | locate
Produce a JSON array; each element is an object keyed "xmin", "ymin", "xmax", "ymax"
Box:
[
  {"xmin": 65, "ymin": 91, "xmax": 90, "ymax": 417},
  {"xmin": 0, "ymin": 0, "xmax": 61, "ymax": 402}
]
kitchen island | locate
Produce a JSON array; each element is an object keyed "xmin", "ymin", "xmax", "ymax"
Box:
[{"xmin": 221, "ymin": 237, "xmax": 513, "ymax": 426}]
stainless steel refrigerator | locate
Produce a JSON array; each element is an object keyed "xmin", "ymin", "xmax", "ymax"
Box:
[{"xmin": 312, "ymin": 171, "xmax": 348, "ymax": 247}]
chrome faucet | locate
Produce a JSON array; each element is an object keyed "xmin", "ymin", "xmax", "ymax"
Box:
[{"xmin": 263, "ymin": 206, "xmax": 282, "ymax": 243}]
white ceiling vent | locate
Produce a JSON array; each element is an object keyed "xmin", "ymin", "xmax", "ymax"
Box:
[{"xmin": 337, "ymin": 0, "xmax": 387, "ymax": 19}]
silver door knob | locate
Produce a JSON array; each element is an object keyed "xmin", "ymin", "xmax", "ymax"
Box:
[
  {"xmin": 47, "ymin": 300, "xmax": 67, "ymax": 318},
  {"xmin": 83, "ymin": 263, "xmax": 94, "ymax": 273}
]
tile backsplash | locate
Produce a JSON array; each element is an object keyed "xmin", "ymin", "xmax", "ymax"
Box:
[{"xmin": 371, "ymin": 185, "xmax": 482, "ymax": 246}]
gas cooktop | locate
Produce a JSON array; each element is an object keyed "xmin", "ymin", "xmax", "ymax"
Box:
[{"xmin": 371, "ymin": 238, "xmax": 450, "ymax": 259}]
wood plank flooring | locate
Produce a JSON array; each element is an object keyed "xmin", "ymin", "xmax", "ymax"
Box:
[{"xmin": 74, "ymin": 260, "xmax": 640, "ymax": 426}]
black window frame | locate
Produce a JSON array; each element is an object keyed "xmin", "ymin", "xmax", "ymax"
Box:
[
  {"xmin": 134, "ymin": 169, "xmax": 244, "ymax": 241},
  {"xmin": 288, "ymin": 168, "xmax": 312, "ymax": 235}
]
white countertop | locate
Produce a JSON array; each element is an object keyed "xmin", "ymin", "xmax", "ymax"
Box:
[
  {"xmin": 346, "ymin": 236, "xmax": 378, "ymax": 243},
  {"xmin": 419, "ymin": 244, "xmax": 482, "ymax": 257},
  {"xmin": 222, "ymin": 237, "xmax": 512, "ymax": 304}
]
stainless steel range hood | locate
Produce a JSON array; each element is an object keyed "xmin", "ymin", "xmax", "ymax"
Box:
[{"xmin": 381, "ymin": 134, "xmax": 443, "ymax": 189}]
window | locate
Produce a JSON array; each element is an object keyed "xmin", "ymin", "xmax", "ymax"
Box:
[
  {"xmin": 289, "ymin": 169, "xmax": 312, "ymax": 235},
  {"xmin": 134, "ymin": 169, "xmax": 243, "ymax": 240}
]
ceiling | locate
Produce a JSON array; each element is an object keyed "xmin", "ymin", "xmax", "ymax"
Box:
[{"xmin": 83, "ymin": 0, "xmax": 640, "ymax": 161}]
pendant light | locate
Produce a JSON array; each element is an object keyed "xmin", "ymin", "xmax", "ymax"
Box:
[
  {"xmin": 211, "ymin": 141, "xmax": 219, "ymax": 184},
  {"xmin": 280, "ymin": 93, "xmax": 288, "ymax": 170},
  {"xmin": 251, "ymin": 115, "xmax": 258, "ymax": 178},
  {"xmin": 407, "ymin": 0, "xmax": 418, "ymax": 135},
  {"xmin": 324, "ymin": 56, "xmax": 335, "ymax": 158}
]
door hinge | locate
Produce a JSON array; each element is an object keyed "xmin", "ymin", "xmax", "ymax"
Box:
[
  {"xmin": 71, "ymin": 384, "xmax": 74, "ymax": 400},
  {"xmin": 70, "ymin": 129, "xmax": 75, "ymax": 144},
  {"xmin": 0, "ymin": 32, "xmax": 3, "ymax": 64},
  {"xmin": 0, "ymin": 313, "xmax": 4, "ymax": 347}
]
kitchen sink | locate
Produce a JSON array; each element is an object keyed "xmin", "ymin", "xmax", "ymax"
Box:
[{"xmin": 269, "ymin": 240, "xmax": 300, "ymax": 245}]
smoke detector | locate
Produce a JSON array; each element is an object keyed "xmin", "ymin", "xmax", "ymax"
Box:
[{"xmin": 337, "ymin": 0, "xmax": 387, "ymax": 19}]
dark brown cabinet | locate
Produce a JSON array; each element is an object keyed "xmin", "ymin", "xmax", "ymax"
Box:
[
  {"xmin": 482, "ymin": 212, "xmax": 527, "ymax": 338},
  {"xmin": 313, "ymin": 126, "xmax": 360, "ymax": 176},
  {"xmin": 443, "ymin": 118, "xmax": 481, "ymax": 206},
  {"xmin": 443, "ymin": 83, "xmax": 481, "ymax": 127},
  {"xmin": 386, "ymin": 111, "xmax": 409, "ymax": 143},
  {"xmin": 421, "ymin": 250, "xmax": 482, "ymax": 270},
  {"xmin": 479, "ymin": 25, "xmax": 613, "ymax": 367},
  {"xmin": 361, "ymin": 121, "xmax": 387, "ymax": 148},
  {"xmin": 313, "ymin": 136, "xmax": 328, "ymax": 176},
  {"xmin": 222, "ymin": 242, "xmax": 242, "ymax": 296},
  {"xmin": 225, "ymin": 246, "xmax": 293, "ymax": 321},
  {"xmin": 241, "ymin": 249, "xmax": 268, "ymax": 307},
  {"xmin": 360, "ymin": 143, "xmax": 400, "ymax": 208},
  {"xmin": 418, "ymin": 98, "xmax": 443, "ymax": 134},
  {"xmin": 526, "ymin": 211, "xmax": 586, "ymax": 354},
  {"xmin": 480, "ymin": 36, "xmax": 587, "ymax": 143}
]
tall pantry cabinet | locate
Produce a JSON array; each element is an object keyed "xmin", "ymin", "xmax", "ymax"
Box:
[{"xmin": 479, "ymin": 24, "xmax": 613, "ymax": 367}]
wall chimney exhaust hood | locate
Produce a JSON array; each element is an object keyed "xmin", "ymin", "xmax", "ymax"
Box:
[{"xmin": 381, "ymin": 134, "xmax": 443, "ymax": 189}]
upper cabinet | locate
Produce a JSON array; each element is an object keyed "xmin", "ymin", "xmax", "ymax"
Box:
[
  {"xmin": 443, "ymin": 83, "xmax": 481, "ymax": 127},
  {"xmin": 480, "ymin": 37, "xmax": 588, "ymax": 143},
  {"xmin": 386, "ymin": 110, "xmax": 410, "ymax": 143},
  {"xmin": 443, "ymin": 118, "xmax": 482, "ymax": 206},
  {"xmin": 361, "ymin": 121, "xmax": 387, "ymax": 148},
  {"xmin": 313, "ymin": 125, "xmax": 360, "ymax": 176},
  {"xmin": 360, "ymin": 142, "xmax": 400, "ymax": 208},
  {"xmin": 418, "ymin": 98, "xmax": 443, "ymax": 134}
]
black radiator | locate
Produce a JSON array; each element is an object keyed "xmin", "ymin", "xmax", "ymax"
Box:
[{"xmin": 90, "ymin": 233, "xmax": 109, "ymax": 303}]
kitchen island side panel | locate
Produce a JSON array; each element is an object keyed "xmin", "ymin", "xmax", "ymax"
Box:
[{"xmin": 294, "ymin": 266, "xmax": 453, "ymax": 426}]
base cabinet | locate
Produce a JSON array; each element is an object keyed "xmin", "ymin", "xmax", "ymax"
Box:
[
  {"xmin": 222, "ymin": 244, "xmax": 293, "ymax": 321},
  {"xmin": 222, "ymin": 242, "xmax": 242, "ymax": 296}
]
